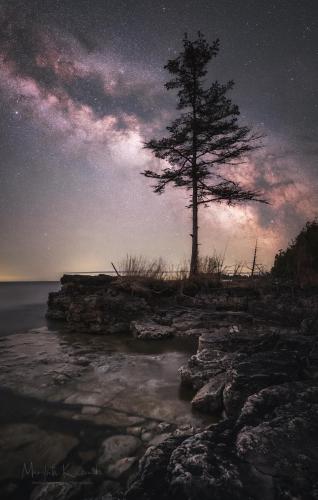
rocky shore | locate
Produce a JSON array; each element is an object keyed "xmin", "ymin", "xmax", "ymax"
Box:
[
  {"xmin": 127, "ymin": 328, "xmax": 318, "ymax": 500},
  {"xmin": 44, "ymin": 275, "xmax": 318, "ymax": 499},
  {"xmin": 47, "ymin": 274, "xmax": 318, "ymax": 333}
]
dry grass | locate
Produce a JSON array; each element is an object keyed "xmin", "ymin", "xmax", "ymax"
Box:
[
  {"xmin": 119, "ymin": 255, "xmax": 167, "ymax": 280},
  {"xmin": 198, "ymin": 253, "xmax": 227, "ymax": 279},
  {"xmin": 116, "ymin": 252, "xmax": 265, "ymax": 282},
  {"xmin": 117, "ymin": 254, "xmax": 226, "ymax": 281},
  {"xmin": 232, "ymin": 261, "xmax": 245, "ymax": 277}
]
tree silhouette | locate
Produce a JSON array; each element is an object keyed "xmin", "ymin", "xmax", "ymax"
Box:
[
  {"xmin": 143, "ymin": 32, "xmax": 267, "ymax": 275},
  {"xmin": 272, "ymin": 219, "xmax": 318, "ymax": 285}
]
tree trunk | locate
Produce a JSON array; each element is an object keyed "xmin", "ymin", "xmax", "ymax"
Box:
[
  {"xmin": 190, "ymin": 179, "xmax": 199, "ymax": 276},
  {"xmin": 190, "ymin": 66, "xmax": 199, "ymax": 277}
]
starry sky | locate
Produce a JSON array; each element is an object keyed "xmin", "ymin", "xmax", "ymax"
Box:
[{"xmin": 0, "ymin": 0, "xmax": 317, "ymax": 280}]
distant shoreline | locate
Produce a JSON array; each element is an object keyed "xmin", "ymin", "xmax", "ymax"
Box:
[{"xmin": 0, "ymin": 281, "xmax": 59, "ymax": 284}]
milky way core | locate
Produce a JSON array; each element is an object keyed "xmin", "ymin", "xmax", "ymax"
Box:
[{"xmin": 1, "ymin": 0, "xmax": 317, "ymax": 280}]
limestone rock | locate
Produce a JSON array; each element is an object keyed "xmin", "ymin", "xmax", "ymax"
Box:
[
  {"xmin": 175, "ymin": 327, "xmax": 209, "ymax": 338},
  {"xmin": 107, "ymin": 456, "xmax": 137, "ymax": 479},
  {"xmin": 125, "ymin": 434, "xmax": 188, "ymax": 500},
  {"xmin": 149, "ymin": 433, "xmax": 172, "ymax": 447},
  {"xmin": 191, "ymin": 372, "xmax": 226, "ymax": 413},
  {"xmin": 126, "ymin": 383, "xmax": 318, "ymax": 500},
  {"xmin": 30, "ymin": 482, "xmax": 84, "ymax": 500},
  {"xmin": 0, "ymin": 424, "xmax": 78, "ymax": 481},
  {"xmin": 130, "ymin": 321, "xmax": 175, "ymax": 339},
  {"xmin": 98, "ymin": 435, "xmax": 141, "ymax": 469}
]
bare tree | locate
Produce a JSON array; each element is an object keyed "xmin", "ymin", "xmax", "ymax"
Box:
[{"xmin": 251, "ymin": 239, "xmax": 258, "ymax": 277}]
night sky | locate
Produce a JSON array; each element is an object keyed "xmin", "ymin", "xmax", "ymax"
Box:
[{"xmin": 0, "ymin": 0, "xmax": 317, "ymax": 280}]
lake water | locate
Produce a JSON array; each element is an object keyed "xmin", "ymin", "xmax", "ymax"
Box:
[
  {"xmin": 0, "ymin": 282, "xmax": 214, "ymax": 498},
  {"xmin": 0, "ymin": 282, "xmax": 60, "ymax": 336}
]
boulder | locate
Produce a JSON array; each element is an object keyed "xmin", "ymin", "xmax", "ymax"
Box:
[
  {"xmin": 126, "ymin": 383, "xmax": 318, "ymax": 500},
  {"xmin": 125, "ymin": 434, "xmax": 192, "ymax": 500},
  {"xmin": 130, "ymin": 321, "xmax": 175, "ymax": 339},
  {"xmin": 179, "ymin": 347, "xmax": 244, "ymax": 390},
  {"xmin": 235, "ymin": 382, "xmax": 318, "ymax": 498},
  {"xmin": 223, "ymin": 349, "xmax": 303, "ymax": 417},
  {"xmin": 191, "ymin": 372, "xmax": 226, "ymax": 413},
  {"xmin": 98, "ymin": 435, "xmax": 141, "ymax": 469},
  {"xmin": 134, "ymin": 325, "xmax": 317, "ymax": 499},
  {"xmin": 0, "ymin": 424, "xmax": 78, "ymax": 481},
  {"xmin": 107, "ymin": 456, "xmax": 137, "ymax": 479}
]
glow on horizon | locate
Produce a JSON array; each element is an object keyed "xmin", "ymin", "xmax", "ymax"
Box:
[{"xmin": 0, "ymin": 2, "xmax": 317, "ymax": 281}]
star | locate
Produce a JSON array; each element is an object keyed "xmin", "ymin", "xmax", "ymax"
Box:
[{"xmin": 0, "ymin": 0, "xmax": 317, "ymax": 280}]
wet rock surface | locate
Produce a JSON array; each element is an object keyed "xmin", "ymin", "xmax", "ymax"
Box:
[
  {"xmin": 98, "ymin": 435, "xmax": 141, "ymax": 470},
  {"xmin": 0, "ymin": 424, "xmax": 79, "ymax": 482},
  {"xmin": 130, "ymin": 321, "xmax": 175, "ymax": 339},
  {"xmin": 0, "ymin": 326, "xmax": 210, "ymax": 499},
  {"xmin": 127, "ymin": 322, "xmax": 318, "ymax": 500},
  {"xmin": 2, "ymin": 276, "xmax": 318, "ymax": 499}
]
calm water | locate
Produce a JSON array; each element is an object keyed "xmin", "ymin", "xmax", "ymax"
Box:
[
  {"xmin": 0, "ymin": 282, "xmax": 214, "ymax": 497},
  {"xmin": 0, "ymin": 282, "xmax": 60, "ymax": 335}
]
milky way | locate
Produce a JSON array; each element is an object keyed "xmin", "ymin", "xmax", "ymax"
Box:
[{"xmin": 0, "ymin": 0, "xmax": 317, "ymax": 280}]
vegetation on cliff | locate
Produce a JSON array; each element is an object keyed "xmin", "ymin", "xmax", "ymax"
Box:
[{"xmin": 272, "ymin": 219, "xmax": 318, "ymax": 286}]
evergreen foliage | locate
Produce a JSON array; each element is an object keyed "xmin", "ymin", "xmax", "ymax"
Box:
[
  {"xmin": 143, "ymin": 32, "xmax": 267, "ymax": 275},
  {"xmin": 272, "ymin": 219, "xmax": 318, "ymax": 284}
]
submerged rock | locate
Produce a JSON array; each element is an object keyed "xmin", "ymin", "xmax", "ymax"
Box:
[
  {"xmin": 0, "ymin": 424, "xmax": 78, "ymax": 481},
  {"xmin": 31, "ymin": 478, "xmax": 124, "ymax": 500},
  {"xmin": 107, "ymin": 456, "xmax": 137, "ymax": 479},
  {"xmin": 30, "ymin": 482, "xmax": 84, "ymax": 500},
  {"xmin": 98, "ymin": 435, "xmax": 141, "ymax": 470}
]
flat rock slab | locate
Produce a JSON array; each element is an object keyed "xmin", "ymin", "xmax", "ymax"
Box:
[
  {"xmin": 174, "ymin": 328, "xmax": 209, "ymax": 338},
  {"xmin": 30, "ymin": 482, "xmax": 84, "ymax": 500},
  {"xmin": 130, "ymin": 321, "xmax": 175, "ymax": 339},
  {"xmin": 107, "ymin": 456, "xmax": 137, "ymax": 479},
  {"xmin": 98, "ymin": 435, "xmax": 141, "ymax": 469},
  {"xmin": 92, "ymin": 409, "xmax": 145, "ymax": 427},
  {"xmin": 149, "ymin": 433, "xmax": 172, "ymax": 447},
  {"xmin": 0, "ymin": 424, "xmax": 78, "ymax": 481}
]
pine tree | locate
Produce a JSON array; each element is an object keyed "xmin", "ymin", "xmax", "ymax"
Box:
[{"xmin": 143, "ymin": 33, "xmax": 267, "ymax": 276}]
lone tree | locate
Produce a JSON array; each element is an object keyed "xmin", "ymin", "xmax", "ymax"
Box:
[{"xmin": 143, "ymin": 33, "xmax": 267, "ymax": 276}]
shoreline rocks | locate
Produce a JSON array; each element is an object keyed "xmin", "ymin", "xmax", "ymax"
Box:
[
  {"xmin": 43, "ymin": 275, "xmax": 318, "ymax": 499},
  {"xmin": 47, "ymin": 275, "xmax": 318, "ymax": 337},
  {"xmin": 126, "ymin": 322, "xmax": 318, "ymax": 500},
  {"xmin": 130, "ymin": 321, "xmax": 175, "ymax": 339}
]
